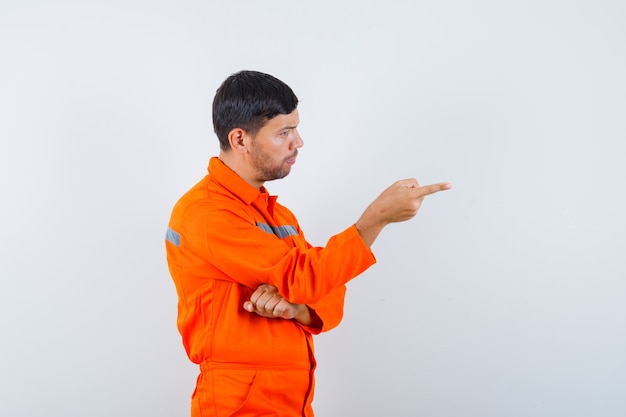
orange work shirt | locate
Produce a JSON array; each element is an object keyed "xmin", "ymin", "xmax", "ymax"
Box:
[{"xmin": 165, "ymin": 157, "xmax": 376, "ymax": 416}]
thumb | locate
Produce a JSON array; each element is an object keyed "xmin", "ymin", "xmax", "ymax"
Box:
[{"xmin": 243, "ymin": 301, "xmax": 254, "ymax": 312}]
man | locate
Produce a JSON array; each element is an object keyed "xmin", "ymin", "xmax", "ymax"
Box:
[{"xmin": 165, "ymin": 70, "xmax": 451, "ymax": 416}]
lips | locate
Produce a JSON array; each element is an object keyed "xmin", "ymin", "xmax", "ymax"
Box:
[{"xmin": 285, "ymin": 151, "xmax": 298, "ymax": 164}]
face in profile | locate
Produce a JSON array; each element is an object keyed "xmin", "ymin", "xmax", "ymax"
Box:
[{"xmin": 249, "ymin": 109, "xmax": 303, "ymax": 183}]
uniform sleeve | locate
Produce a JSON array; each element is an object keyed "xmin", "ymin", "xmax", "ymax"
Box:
[
  {"xmin": 192, "ymin": 205, "xmax": 376, "ymax": 305},
  {"xmin": 298, "ymin": 285, "xmax": 347, "ymax": 334}
]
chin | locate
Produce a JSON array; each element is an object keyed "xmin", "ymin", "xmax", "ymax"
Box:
[{"xmin": 274, "ymin": 169, "xmax": 291, "ymax": 181}]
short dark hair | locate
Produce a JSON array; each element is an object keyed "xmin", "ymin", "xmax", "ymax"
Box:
[{"xmin": 212, "ymin": 70, "xmax": 299, "ymax": 151}]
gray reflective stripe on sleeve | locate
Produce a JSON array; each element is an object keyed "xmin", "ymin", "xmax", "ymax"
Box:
[
  {"xmin": 256, "ymin": 222, "xmax": 274, "ymax": 234},
  {"xmin": 274, "ymin": 225, "xmax": 298, "ymax": 238},
  {"xmin": 165, "ymin": 227, "xmax": 181, "ymax": 247},
  {"xmin": 256, "ymin": 222, "xmax": 298, "ymax": 239}
]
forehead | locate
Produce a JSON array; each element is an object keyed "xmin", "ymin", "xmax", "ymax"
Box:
[{"xmin": 262, "ymin": 109, "xmax": 300, "ymax": 131}]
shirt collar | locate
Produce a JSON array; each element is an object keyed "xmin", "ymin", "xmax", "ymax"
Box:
[{"xmin": 207, "ymin": 157, "xmax": 270, "ymax": 205}]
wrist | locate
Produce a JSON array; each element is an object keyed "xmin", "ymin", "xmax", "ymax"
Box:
[
  {"xmin": 293, "ymin": 304, "xmax": 310, "ymax": 324},
  {"xmin": 294, "ymin": 305, "xmax": 323, "ymax": 330},
  {"xmin": 355, "ymin": 210, "xmax": 385, "ymax": 247}
]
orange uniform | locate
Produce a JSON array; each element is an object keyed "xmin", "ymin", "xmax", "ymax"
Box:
[{"xmin": 166, "ymin": 157, "xmax": 376, "ymax": 416}]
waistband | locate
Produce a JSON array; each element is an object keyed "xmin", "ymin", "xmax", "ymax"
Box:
[{"xmin": 200, "ymin": 360, "xmax": 313, "ymax": 373}]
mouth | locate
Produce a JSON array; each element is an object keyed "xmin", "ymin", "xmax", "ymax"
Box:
[{"xmin": 285, "ymin": 151, "xmax": 298, "ymax": 164}]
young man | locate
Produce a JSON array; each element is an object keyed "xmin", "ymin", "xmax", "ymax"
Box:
[{"xmin": 165, "ymin": 70, "xmax": 451, "ymax": 416}]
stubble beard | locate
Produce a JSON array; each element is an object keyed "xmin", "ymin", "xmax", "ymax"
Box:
[{"xmin": 251, "ymin": 148, "xmax": 294, "ymax": 183}]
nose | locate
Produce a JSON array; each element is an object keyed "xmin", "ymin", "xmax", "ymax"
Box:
[{"xmin": 292, "ymin": 129, "xmax": 304, "ymax": 149}]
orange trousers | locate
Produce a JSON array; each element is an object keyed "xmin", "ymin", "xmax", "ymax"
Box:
[{"xmin": 192, "ymin": 362, "xmax": 315, "ymax": 417}]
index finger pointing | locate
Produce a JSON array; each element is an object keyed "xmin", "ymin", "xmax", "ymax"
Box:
[{"xmin": 415, "ymin": 182, "xmax": 452, "ymax": 197}]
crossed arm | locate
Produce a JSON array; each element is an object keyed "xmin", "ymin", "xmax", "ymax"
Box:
[{"xmin": 243, "ymin": 284, "xmax": 323, "ymax": 328}]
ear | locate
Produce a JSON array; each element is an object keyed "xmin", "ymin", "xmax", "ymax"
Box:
[{"xmin": 227, "ymin": 128, "xmax": 249, "ymax": 154}]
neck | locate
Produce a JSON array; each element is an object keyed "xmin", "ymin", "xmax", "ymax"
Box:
[{"xmin": 218, "ymin": 150, "xmax": 264, "ymax": 189}]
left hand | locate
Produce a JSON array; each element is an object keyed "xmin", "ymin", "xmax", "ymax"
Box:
[{"xmin": 243, "ymin": 284, "xmax": 301, "ymax": 320}]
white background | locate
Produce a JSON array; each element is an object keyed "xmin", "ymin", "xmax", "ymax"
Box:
[{"xmin": 1, "ymin": 1, "xmax": 625, "ymax": 416}]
